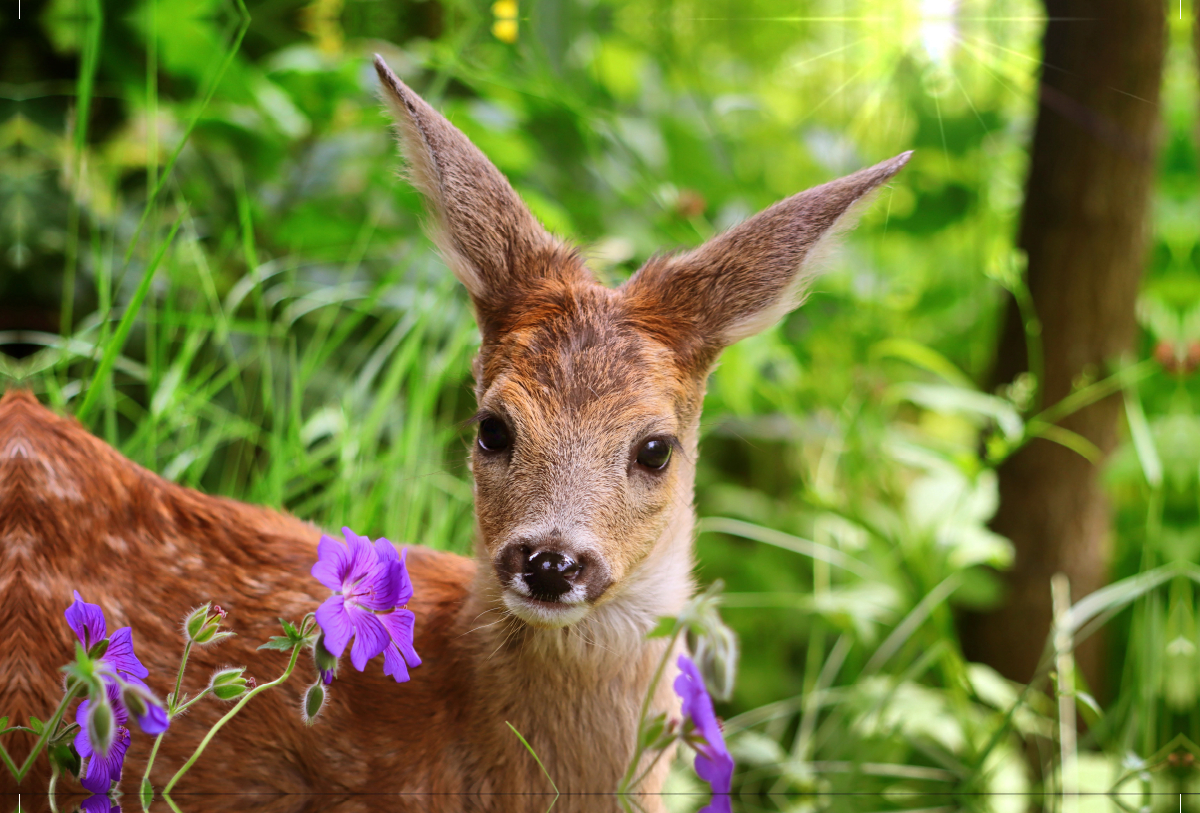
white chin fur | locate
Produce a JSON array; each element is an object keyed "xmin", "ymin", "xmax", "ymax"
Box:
[{"xmin": 502, "ymin": 590, "xmax": 590, "ymax": 628}]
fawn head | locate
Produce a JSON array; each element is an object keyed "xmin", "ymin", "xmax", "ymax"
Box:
[{"xmin": 375, "ymin": 56, "xmax": 909, "ymax": 630}]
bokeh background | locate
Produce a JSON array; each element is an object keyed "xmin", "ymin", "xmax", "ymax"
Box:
[{"xmin": 2, "ymin": 0, "xmax": 1199, "ymax": 809}]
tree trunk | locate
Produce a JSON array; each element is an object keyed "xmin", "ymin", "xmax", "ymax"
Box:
[{"xmin": 960, "ymin": 0, "xmax": 1166, "ymax": 694}]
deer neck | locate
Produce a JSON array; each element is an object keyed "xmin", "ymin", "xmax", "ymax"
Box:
[{"xmin": 454, "ymin": 496, "xmax": 694, "ymax": 785}]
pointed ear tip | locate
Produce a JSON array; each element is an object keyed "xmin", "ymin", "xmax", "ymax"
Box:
[
  {"xmin": 882, "ymin": 149, "xmax": 914, "ymax": 175},
  {"xmin": 372, "ymin": 54, "xmax": 406, "ymax": 96}
]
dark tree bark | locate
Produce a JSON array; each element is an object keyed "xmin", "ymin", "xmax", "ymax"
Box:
[{"xmin": 960, "ymin": 1, "xmax": 1166, "ymax": 693}]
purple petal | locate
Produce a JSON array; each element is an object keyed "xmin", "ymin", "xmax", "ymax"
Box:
[
  {"xmin": 74, "ymin": 699, "xmax": 93, "ymax": 759},
  {"xmin": 373, "ymin": 538, "xmax": 398, "ymax": 564},
  {"xmin": 320, "ymin": 669, "xmax": 334, "ymax": 685},
  {"xmin": 346, "ymin": 607, "xmax": 388, "ymax": 672},
  {"xmin": 344, "ymin": 551, "xmax": 399, "ymax": 612},
  {"xmin": 394, "ymin": 548, "xmax": 413, "ymax": 606},
  {"xmin": 65, "ymin": 591, "xmax": 107, "ymax": 650},
  {"xmin": 695, "ymin": 745, "xmax": 734, "ymax": 798},
  {"xmin": 698, "ymin": 789, "xmax": 733, "ymax": 813},
  {"xmin": 135, "ymin": 704, "xmax": 170, "ymax": 736},
  {"xmin": 312, "ymin": 534, "xmax": 350, "ymax": 592},
  {"xmin": 382, "ymin": 644, "xmax": 410, "ymax": 683},
  {"xmin": 343, "ymin": 528, "xmax": 382, "ymax": 586},
  {"xmin": 103, "ymin": 627, "xmax": 149, "ymax": 680},
  {"xmin": 381, "ymin": 609, "xmax": 421, "ymax": 667},
  {"xmin": 674, "ymin": 655, "xmax": 734, "ymax": 803},
  {"xmin": 80, "ymin": 727, "xmax": 130, "ymax": 793},
  {"xmin": 81, "ymin": 794, "xmax": 119, "ymax": 813},
  {"xmin": 316, "ymin": 596, "xmax": 353, "ymax": 658},
  {"xmin": 76, "ymin": 682, "xmax": 128, "ymax": 759},
  {"xmin": 134, "ymin": 698, "xmax": 170, "ymax": 735},
  {"xmin": 360, "ymin": 560, "xmax": 402, "ymax": 611},
  {"xmin": 104, "ymin": 681, "xmax": 129, "ymax": 727}
]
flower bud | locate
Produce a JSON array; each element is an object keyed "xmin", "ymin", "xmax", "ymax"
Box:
[
  {"xmin": 688, "ymin": 622, "xmax": 739, "ymax": 703},
  {"xmin": 123, "ymin": 684, "xmax": 147, "ymax": 718},
  {"xmin": 301, "ymin": 682, "xmax": 326, "ymax": 725},
  {"xmin": 680, "ymin": 581, "xmax": 739, "ymax": 702},
  {"xmin": 87, "ymin": 638, "xmax": 110, "ymax": 660},
  {"xmin": 87, "ymin": 694, "xmax": 115, "ymax": 758},
  {"xmin": 209, "ymin": 667, "xmax": 250, "ymax": 701},
  {"xmin": 185, "ymin": 604, "xmax": 232, "ymax": 645},
  {"xmin": 312, "ymin": 635, "xmax": 338, "ymax": 685},
  {"xmin": 122, "ymin": 681, "xmax": 170, "ymax": 735}
]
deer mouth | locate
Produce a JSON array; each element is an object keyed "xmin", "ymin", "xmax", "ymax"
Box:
[{"xmin": 501, "ymin": 587, "xmax": 591, "ymax": 628}]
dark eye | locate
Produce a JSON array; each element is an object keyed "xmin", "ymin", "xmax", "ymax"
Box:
[
  {"xmin": 477, "ymin": 416, "xmax": 511, "ymax": 453},
  {"xmin": 636, "ymin": 438, "xmax": 672, "ymax": 471}
]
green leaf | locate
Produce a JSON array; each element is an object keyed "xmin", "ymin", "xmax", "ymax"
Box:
[
  {"xmin": 280, "ymin": 617, "xmax": 299, "ymax": 639},
  {"xmin": 638, "ymin": 711, "xmax": 668, "ymax": 749},
  {"xmin": 257, "ymin": 637, "xmax": 297, "ymax": 651},
  {"xmin": 646, "ymin": 617, "xmax": 677, "ymax": 639},
  {"xmin": 49, "ymin": 743, "xmax": 82, "ymax": 779},
  {"xmin": 29, "ymin": 716, "xmax": 44, "ymax": 735},
  {"xmin": 0, "ymin": 716, "xmax": 8, "ymax": 730}
]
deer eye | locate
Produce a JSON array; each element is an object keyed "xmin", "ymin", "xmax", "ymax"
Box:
[
  {"xmin": 478, "ymin": 417, "xmax": 511, "ymax": 453},
  {"xmin": 636, "ymin": 438, "xmax": 672, "ymax": 471}
]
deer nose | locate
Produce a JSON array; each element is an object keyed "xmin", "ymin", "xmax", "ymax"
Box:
[{"xmin": 523, "ymin": 550, "xmax": 584, "ymax": 600}]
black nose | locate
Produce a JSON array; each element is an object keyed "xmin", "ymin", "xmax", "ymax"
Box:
[{"xmin": 523, "ymin": 550, "xmax": 584, "ymax": 600}]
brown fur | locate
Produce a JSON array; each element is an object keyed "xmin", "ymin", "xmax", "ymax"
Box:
[{"xmin": 0, "ymin": 57, "xmax": 908, "ymax": 811}]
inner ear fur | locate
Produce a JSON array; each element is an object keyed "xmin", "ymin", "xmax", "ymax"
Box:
[{"xmin": 622, "ymin": 152, "xmax": 912, "ymax": 371}]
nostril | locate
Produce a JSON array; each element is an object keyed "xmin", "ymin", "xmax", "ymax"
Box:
[{"xmin": 522, "ymin": 550, "xmax": 584, "ymax": 600}]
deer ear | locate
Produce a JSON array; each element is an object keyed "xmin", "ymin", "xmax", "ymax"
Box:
[
  {"xmin": 624, "ymin": 152, "xmax": 912, "ymax": 368},
  {"xmin": 374, "ymin": 56, "xmax": 578, "ymax": 327}
]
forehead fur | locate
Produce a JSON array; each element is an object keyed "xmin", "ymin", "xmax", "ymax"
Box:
[{"xmin": 477, "ymin": 277, "xmax": 703, "ymax": 422}]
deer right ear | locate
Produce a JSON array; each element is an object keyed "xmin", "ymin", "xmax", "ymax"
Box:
[{"xmin": 374, "ymin": 56, "xmax": 575, "ymax": 332}]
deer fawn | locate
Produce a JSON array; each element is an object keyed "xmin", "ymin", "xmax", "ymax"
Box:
[{"xmin": 0, "ymin": 55, "xmax": 908, "ymax": 812}]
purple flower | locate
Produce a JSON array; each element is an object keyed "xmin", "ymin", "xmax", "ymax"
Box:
[
  {"xmin": 312, "ymin": 528, "xmax": 420, "ymax": 683},
  {"xmin": 65, "ymin": 592, "xmax": 168, "ymax": 791},
  {"xmin": 65, "ymin": 592, "xmax": 149, "ymax": 684},
  {"xmin": 81, "ymin": 794, "xmax": 121, "ymax": 813},
  {"xmin": 674, "ymin": 654, "xmax": 734, "ymax": 813},
  {"xmin": 75, "ymin": 682, "xmax": 132, "ymax": 793}
]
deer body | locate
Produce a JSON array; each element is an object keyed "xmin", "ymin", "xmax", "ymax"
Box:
[{"xmin": 0, "ymin": 56, "xmax": 908, "ymax": 811}]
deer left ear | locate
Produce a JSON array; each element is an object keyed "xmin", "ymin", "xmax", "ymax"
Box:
[
  {"xmin": 374, "ymin": 55, "xmax": 586, "ymax": 340},
  {"xmin": 623, "ymin": 152, "xmax": 911, "ymax": 368}
]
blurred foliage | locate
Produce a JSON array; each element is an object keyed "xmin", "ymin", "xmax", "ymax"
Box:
[{"xmin": 2, "ymin": 0, "xmax": 1199, "ymax": 810}]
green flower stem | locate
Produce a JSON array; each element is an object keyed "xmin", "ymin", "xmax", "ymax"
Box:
[
  {"xmin": 162, "ymin": 642, "xmax": 304, "ymax": 796},
  {"xmin": 140, "ymin": 731, "xmax": 166, "ymax": 794},
  {"xmin": 141, "ymin": 636, "xmax": 197, "ymax": 792},
  {"xmin": 170, "ymin": 640, "xmax": 194, "ymax": 713},
  {"xmin": 48, "ymin": 765, "xmax": 61, "ymax": 813},
  {"xmin": 627, "ymin": 744, "xmax": 670, "ymax": 794},
  {"xmin": 15, "ymin": 681, "xmax": 84, "ymax": 782},
  {"xmin": 618, "ymin": 624, "xmax": 682, "ymax": 795},
  {"xmin": 172, "ymin": 687, "xmax": 211, "ymax": 716}
]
